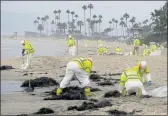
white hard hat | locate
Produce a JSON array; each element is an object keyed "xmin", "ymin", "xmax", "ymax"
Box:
[
  {"xmin": 140, "ymin": 61, "xmax": 147, "ymax": 69},
  {"xmin": 21, "ymin": 40, "xmax": 25, "ymax": 45},
  {"xmin": 69, "ymin": 35, "xmax": 72, "ymax": 38},
  {"xmin": 88, "ymin": 57, "xmax": 93, "ymax": 62},
  {"xmin": 117, "ymin": 45, "xmax": 119, "ymax": 47}
]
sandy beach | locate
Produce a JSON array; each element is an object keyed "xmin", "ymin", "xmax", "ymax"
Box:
[{"xmin": 1, "ymin": 37, "xmax": 167, "ymax": 115}]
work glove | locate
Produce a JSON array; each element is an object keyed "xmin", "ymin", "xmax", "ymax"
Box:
[{"xmin": 148, "ymin": 81, "xmax": 152, "ymax": 86}]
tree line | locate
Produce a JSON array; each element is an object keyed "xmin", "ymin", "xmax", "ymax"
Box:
[{"xmin": 33, "ymin": 2, "xmax": 167, "ymax": 39}]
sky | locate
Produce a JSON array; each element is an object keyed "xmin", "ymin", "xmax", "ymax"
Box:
[{"xmin": 1, "ymin": 1, "xmax": 166, "ymax": 35}]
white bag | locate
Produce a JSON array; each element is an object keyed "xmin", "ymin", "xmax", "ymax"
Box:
[{"xmin": 147, "ymin": 86, "xmax": 167, "ymax": 97}]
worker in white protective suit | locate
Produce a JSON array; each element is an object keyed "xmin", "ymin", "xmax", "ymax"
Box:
[
  {"xmin": 21, "ymin": 40, "xmax": 35, "ymax": 69},
  {"xmin": 56, "ymin": 57, "xmax": 93, "ymax": 97},
  {"xmin": 66, "ymin": 35, "xmax": 76, "ymax": 56},
  {"xmin": 118, "ymin": 61, "xmax": 152, "ymax": 98}
]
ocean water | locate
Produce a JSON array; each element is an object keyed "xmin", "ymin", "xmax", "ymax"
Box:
[
  {"xmin": 1, "ymin": 38, "xmax": 67, "ymax": 60},
  {"xmin": 1, "ymin": 80, "xmax": 24, "ymax": 94}
]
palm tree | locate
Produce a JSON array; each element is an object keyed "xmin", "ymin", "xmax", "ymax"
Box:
[
  {"xmin": 93, "ymin": 15, "xmax": 97, "ymax": 34},
  {"xmin": 129, "ymin": 17, "xmax": 136, "ymax": 27},
  {"xmin": 88, "ymin": 3, "xmax": 93, "ymax": 36},
  {"xmin": 51, "ymin": 20, "xmax": 55, "ymax": 33},
  {"xmin": 53, "ymin": 10, "xmax": 57, "ymax": 31},
  {"xmin": 71, "ymin": 11, "xmax": 75, "ymax": 21},
  {"xmin": 44, "ymin": 15, "xmax": 49, "ymax": 35},
  {"xmin": 37, "ymin": 24, "xmax": 44, "ymax": 34},
  {"xmin": 98, "ymin": 19, "xmax": 102, "ymax": 34},
  {"xmin": 109, "ymin": 21, "xmax": 112, "ymax": 36},
  {"xmin": 87, "ymin": 18, "xmax": 91, "ymax": 35},
  {"xmin": 55, "ymin": 16, "xmax": 59, "ymax": 32},
  {"xmin": 33, "ymin": 20, "xmax": 38, "ymax": 32},
  {"xmin": 114, "ymin": 20, "xmax": 118, "ymax": 36},
  {"xmin": 41, "ymin": 17, "xmax": 45, "ymax": 33},
  {"xmin": 66, "ymin": 10, "xmax": 70, "ymax": 32},
  {"xmin": 74, "ymin": 14, "xmax": 78, "ymax": 27},
  {"xmin": 37, "ymin": 17, "xmax": 40, "ymax": 23},
  {"xmin": 129, "ymin": 17, "xmax": 136, "ymax": 36},
  {"xmin": 123, "ymin": 13, "xmax": 129, "ymax": 27},
  {"xmin": 95, "ymin": 20, "xmax": 99, "ymax": 33},
  {"xmin": 82, "ymin": 5, "xmax": 87, "ymax": 36},
  {"xmin": 77, "ymin": 21, "xmax": 84, "ymax": 33},
  {"xmin": 123, "ymin": 13, "xmax": 129, "ymax": 36},
  {"xmin": 56, "ymin": 16, "xmax": 59, "ymax": 24},
  {"xmin": 119, "ymin": 21, "xmax": 125, "ymax": 36},
  {"xmin": 99, "ymin": 15, "xmax": 102, "ymax": 33},
  {"xmin": 58, "ymin": 10, "xmax": 61, "ymax": 23},
  {"xmin": 88, "ymin": 3, "xmax": 93, "ymax": 20},
  {"xmin": 112, "ymin": 18, "xmax": 115, "ymax": 36}
]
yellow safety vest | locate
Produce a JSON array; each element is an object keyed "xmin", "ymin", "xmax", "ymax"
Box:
[
  {"xmin": 67, "ymin": 38, "xmax": 75, "ymax": 47},
  {"xmin": 116, "ymin": 47, "xmax": 122, "ymax": 53},
  {"xmin": 143, "ymin": 49, "xmax": 150, "ymax": 56},
  {"xmin": 124, "ymin": 69, "xmax": 141, "ymax": 82},
  {"xmin": 24, "ymin": 41, "xmax": 35, "ymax": 55},
  {"xmin": 98, "ymin": 47, "xmax": 104, "ymax": 55},
  {"xmin": 150, "ymin": 45, "xmax": 157, "ymax": 52},
  {"xmin": 72, "ymin": 58, "xmax": 92, "ymax": 75},
  {"xmin": 134, "ymin": 39, "xmax": 140, "ymax": 46}
]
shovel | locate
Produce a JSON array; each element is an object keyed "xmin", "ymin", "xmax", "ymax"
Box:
[{"xmin": 25, "ymin": 72, "xmax": 34, "ymax": 92}]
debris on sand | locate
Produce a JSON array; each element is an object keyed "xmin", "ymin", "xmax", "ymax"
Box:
[
  {"xmin": 44, "ymin": 86, "xmax": 101, "ymax": 100},
  {"xmin": 142, "ymin": 95, "xmax": 152, "ymax": 98},
  {"xmin": 130, "ymin": 92, "xmax": 152, "ymax": 98},
  {"xmin": 34, "ymin": 108, "xmax": 54, "ymax": 114},
  {"xmin": 97, "ymin": 81, "xmax": 114, "ymax": 86},
  {"xmin": 90, "ymin": 88, "xmax": 101, "ymax": 92},
  {"xmin": 88, "ymin": 98, "xmax": 99, "ymax": 102},
  {"xmin": 91, "ymin": 71, "xmax": 97, "ymax": 73},
  {"xmin": 104, "ymin": 90, "xmax": 121, "ymax": 98},
  {"xmin": 60, "ymin": 65, "xmax": 67, "ymax": 68},
  {"xmin": 107, "ymin": 109, "xmax": 128, "ymax": 115},
  {"xmin": 90, "ymin": 74, "xmax": 103, "ymax": 81},
  {"xmin": 0, "ymin": 65, "xmax": 15, "ymax": 70},
  {"xmin": 21, "ymin": 77, "xmax": 59, "ymax": 87},
  {"xmin": 109, "ymin": 73, "xmax": 122, "ymax": 76},
  {"xmin": 68, "ymin": 100, "xmax": 112, "ymax": 111},
  {"xmin": 59, "ymin": 75, "xmax": 65, "ymax": 77}
]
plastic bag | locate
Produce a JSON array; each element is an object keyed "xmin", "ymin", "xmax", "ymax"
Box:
[{"xmin": 147, "ymin": 86, "xmax": 167, "ymax": 97}]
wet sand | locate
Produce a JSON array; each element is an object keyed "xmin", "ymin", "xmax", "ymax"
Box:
[{"xmin": 1, "ymin": 37, "xmax": 167, "ymax": 115}]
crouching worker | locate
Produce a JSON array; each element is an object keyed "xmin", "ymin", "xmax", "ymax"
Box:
[
  {"xmin": 115, "ymin": 45, "xmax": 122, "ymax": 54},
  {"xmin": 118, "ymin": 61, "xmax": 152, "ymax": 98},
  {"xmin": 143, "ymin": 45, "xmax": 151, "ymax": 56},
  {"xmin": 56, "ymin": 57, "xmax": 93, "ymax": 97},
  {"xmin": 21, "ymin": 40, "xmax": 35, "ymax": 68}
]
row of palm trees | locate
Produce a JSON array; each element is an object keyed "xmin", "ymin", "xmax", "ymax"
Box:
[{"xmin": 33, "ymin": 3, "xmax": 159, "ymax": 37}]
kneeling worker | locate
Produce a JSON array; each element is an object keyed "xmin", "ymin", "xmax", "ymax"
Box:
[
  {"xmin": 56, "ymin": 57, "xmax": 93, "ymax": 96},
  {"xmin": 118, "ymin": 61, "xmax": 152, "ymax": 98},
  {"xmin": 115, "ymin": 45, "xmax": 122, "ymax": 54}
]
